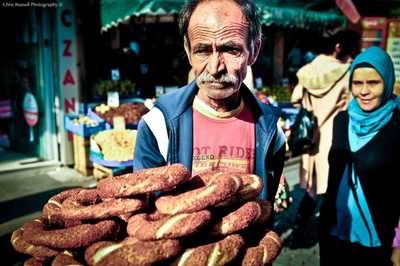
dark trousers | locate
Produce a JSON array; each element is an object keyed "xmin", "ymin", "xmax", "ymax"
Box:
[{"xmin": 319, "ymin": 234, "xmax": 392, "ymax": 266}]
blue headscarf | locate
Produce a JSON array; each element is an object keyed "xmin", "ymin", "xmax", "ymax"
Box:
[{"xmin": 348, "ymin": 46, "xmax": 397, "ymax": 151}]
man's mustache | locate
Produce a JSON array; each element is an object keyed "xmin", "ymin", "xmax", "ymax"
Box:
[{"xmin": 197, "ymin": 72, "xmax": 237, "ymax": 84}]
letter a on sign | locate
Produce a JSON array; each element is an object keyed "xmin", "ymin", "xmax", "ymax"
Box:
[{"xmin": 62, "ymin": 69, "xmax": 76, "ymax": 85}]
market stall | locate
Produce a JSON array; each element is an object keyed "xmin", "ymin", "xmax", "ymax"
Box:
[{"xmin": 64, "ymin": 95, "xmax": 150, "ymax": 177}]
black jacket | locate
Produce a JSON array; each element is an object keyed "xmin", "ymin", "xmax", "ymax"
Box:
[{"xmin": 320, "ymin": 110, "xmax": 400, "ymax": 248}]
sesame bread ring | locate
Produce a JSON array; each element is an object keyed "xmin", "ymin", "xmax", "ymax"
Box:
[
  {"xmin": 156, "ymin": 174, "xmax": 241, "ymax": 215},
  {"xmin": 22, "ymin": 219, "xmax": 119, "ymax": 249},
  {"xmin": 127, "ymin": 210, "xmax": 212, "ymax": 240},
  {"xmin": 211, "ymin": 201, "xmax": 262, "ymax": 235},
  {"xmin": 86, "ymin": 239, "xmax": 182, "ymax": 266},
  {"xmin": 242, "ymin": 230, "xmax": 282, "ymax": 265},
  {"xmin": 97, "ymin": 164, "xmax": 190, "ymax": 198},
  {"xmin": 174, "ymin": 234, "xmax": 244, "ymax": 266},
  {"xmin": 188, "ymin": 171, "xmax": 226, "ymax": 188},
  {"xmin": 236, "ymin": 174, "xmax": 263, "ymax": 200},
  {"xmin": 259, "ymin": 230, "xmax": 282, "ymax": 261},
  {"xmin": 241, "ymin": 246, "xmax": 266, "ymax": 266},
  {"xmin": 84, "ymin": 238, "xmax": 142, "ymax": 265},
  {"xmin": 85, "ymin": 241, "xmax": 117, "ymax": 266},
  {"xmin": 42, "ymin": 188, "xmax": 84, "ymax": 226},
  {"xmin": 24, "ymin": 257, "xmax": 46, "ymax": 266},
  {"xmin": 51, "ymin": 251, "xmax": 83, "ymax": 266},
  {"xmin": 11, "ymin": 228, "xmax": 59, "ymax": 260},
  {"xmin": 192, "ymin": 172, "xmax": 262, "ymax": 200},
  {"xmin": 60, "ymin": 189, "xmax": 145, "ymax": 220},
  {"xmin": 216, "ymin": 174, "xmax": 263, "ymax": 207}
]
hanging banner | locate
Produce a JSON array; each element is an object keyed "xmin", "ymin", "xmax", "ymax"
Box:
[
  {"xmin": 387, "ymin": 19, "xmax": 400, "ymax": 82},
  {"xmin": 57, "ymin": 0, "xmax": 80, "ymax": 164},
  {"xmin": 335, "ymin": 0, "xmax": 360, "ymax": 24}
]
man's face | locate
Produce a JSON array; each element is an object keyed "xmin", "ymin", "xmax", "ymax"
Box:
[
  {"xmin": 351, "ymin": 67, "xmax": 384, "ymax": 112},
  {"xmin": 185, "ymin": 0, "xmax": 257, "ymax": 101}
]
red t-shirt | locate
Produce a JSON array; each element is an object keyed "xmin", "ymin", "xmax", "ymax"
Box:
[{"xmin": 192, "ymin": 98, "xmax": 255, "ymax": 176}]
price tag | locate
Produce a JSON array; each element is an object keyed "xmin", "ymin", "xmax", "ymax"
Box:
[
  {"xmin": 111, "ymin": 69, "xmax": 120, "ymax": 81},
  {"xmin": 113, "ymin": 116, "xmax": 126, "ymax": 130},
  {"xmin": 107, "ymin": 91, "xmax": 119, "ymax": 107}
]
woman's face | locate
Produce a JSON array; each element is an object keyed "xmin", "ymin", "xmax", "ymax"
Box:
[{"xmin": 351, "ymin": 67, "xmax": 384, "ymax": 112}]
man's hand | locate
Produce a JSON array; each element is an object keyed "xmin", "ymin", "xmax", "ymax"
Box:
[{"xmin": 391, "ymin": 247, "xmax": 400, "ymax": 266}]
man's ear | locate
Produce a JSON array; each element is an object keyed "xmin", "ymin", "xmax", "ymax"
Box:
[
  {"xmin": 249, "ymin": 37, "xmax": 261, "ymax": 65},
  {"xmin": 335, "ymin": 43, "xmax": 342, "ymax": 54},
  {"xmin": 184, "ymin": 36, "xmax": 192, "ymax": 65}
]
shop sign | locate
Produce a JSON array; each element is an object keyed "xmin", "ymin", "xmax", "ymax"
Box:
[
  {"xmin": 23, "ymin": 92, "xmax": 39, "ymax": 127},
  {"xmin": 57, "ymin": 0, "xmax": 80, "ymax": 164},
  {"xmin": 387, "ymin": 20, "xmax": 400, "ymax": 82},
  {"xmin": 57, "ymin": 0, "xmax": 80, "ymax": 115},
  {"xmin": 361, "ymin": 17, "xmax": 388, "ymax": 49}
]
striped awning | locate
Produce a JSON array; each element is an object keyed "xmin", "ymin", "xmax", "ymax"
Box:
[{"xmin": 101, "ymin": 0, "xmax": 346, "ymax": 32}]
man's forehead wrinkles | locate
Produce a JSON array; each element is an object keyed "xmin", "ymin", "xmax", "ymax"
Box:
[
  {"xmin": 188, "ymin": 25, "xmax": 248, "ymax": 42},
  {"xmin": 190, "ymin": 31, "xmax": 247, "ymax": 40},
  {"xmin": 189, "ymin": 23, "xmax": 249, "ymax": 35}
]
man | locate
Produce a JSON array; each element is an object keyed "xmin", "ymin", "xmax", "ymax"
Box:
[{"xmin": 133, "ymin": 0, "xmax": 286, "ymax": 202}]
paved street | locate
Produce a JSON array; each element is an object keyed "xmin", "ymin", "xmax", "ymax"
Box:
[
  {"xmin": 0, "ymin": 156, "xmax": 320, "ymax": 266},
  {"xmin": 274, "ymin": 158, "xmax": 320, "ymax": 266}
]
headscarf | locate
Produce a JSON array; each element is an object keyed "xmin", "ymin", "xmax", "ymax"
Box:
[{"xmin": 347, "ymin": 46, "xmax": 397, "ymax": 151}]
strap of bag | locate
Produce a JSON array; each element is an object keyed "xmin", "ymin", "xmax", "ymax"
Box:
[{"xmin": 348, "ymin": 163, "xmax": 374, "ymax": 246}]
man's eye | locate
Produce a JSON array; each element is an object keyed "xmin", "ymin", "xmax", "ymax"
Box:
[
  {"xmin": 222, "ymin": 47, "xmax": 242, "ymax": 56},
  {"xmin": 228, "ymin": 49, "xmax": 241, "ymax": 56},
  {"xmin": 194, "ymin": 49, "xmax": 210, "ymax": 55},
  {"xmin": 352, "ymin": 81, "xmax": 362, "ymax": 85}
]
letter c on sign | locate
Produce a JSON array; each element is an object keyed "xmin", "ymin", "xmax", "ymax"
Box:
[{"xmin": 61, "ymin": 10, "xmax": 71, "ymax": 27}]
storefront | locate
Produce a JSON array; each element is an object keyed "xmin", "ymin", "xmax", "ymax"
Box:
[
  {"xmin": 0, "ymin": 0, "xmax": 86, "ymax": 168},
  {"xmin": 0, "ymin": 6, "xmax": 58, "ymax": 164}
]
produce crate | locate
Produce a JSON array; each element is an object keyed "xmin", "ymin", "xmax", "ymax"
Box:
[
  {"xmin": 65, "ymin": 114, "xmax": 105, "ymax": 137},
  {"xmin": 73, "ymin": 134, "xmax": 92, "ymax": 176},
  {"xmin": 93, "ymin": 163, "xmax": 130, "ymax": 180}
]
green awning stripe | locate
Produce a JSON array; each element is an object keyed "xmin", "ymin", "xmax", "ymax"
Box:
[
  {"xmin": 101, "ymin": 0, "xmax": 346, "ymax": 32},
  {"xmin": 261, "ymin": 7, "xmax": 345, "ymax": 30}
]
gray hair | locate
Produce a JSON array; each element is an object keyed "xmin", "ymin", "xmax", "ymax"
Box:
[{"xmin": 179, "ymin": 0, "xmax": 262, "ymax": 57}]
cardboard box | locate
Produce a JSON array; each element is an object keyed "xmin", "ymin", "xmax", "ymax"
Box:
[
  {"xmin": 93, "ymin": 163, "xmax": 130, "ymax": 180},
  {"xmin": 73, "ymin": 134, "xmax": 92, "ymax": 176}
]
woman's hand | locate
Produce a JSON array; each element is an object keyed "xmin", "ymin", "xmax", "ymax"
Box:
[{"xmin": 391, "ymin": 247, "xmax": 400, "ymax": 266}]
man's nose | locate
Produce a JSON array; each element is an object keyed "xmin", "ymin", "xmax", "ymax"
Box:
[{"xmin": 207, "ymin": 52, "xmax": 225, "ymax": 76}]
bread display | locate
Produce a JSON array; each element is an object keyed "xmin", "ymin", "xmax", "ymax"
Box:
[
  {"xmin": 11, "ymin": 164, "xmax": 282, "ymax": 265},
  {"xmin": 92, "ymin": 129, "xmax": 136, "ymax": 162}
]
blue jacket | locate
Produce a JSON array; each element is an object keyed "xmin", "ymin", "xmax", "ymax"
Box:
[{"xmin": 133, "ymin": 81, "xmax": 286, "ymax": 202}]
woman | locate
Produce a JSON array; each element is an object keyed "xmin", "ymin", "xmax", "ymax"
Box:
[{"xmin": 319, "ymin": 46, "xmax": 400, "ymax": 266}]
